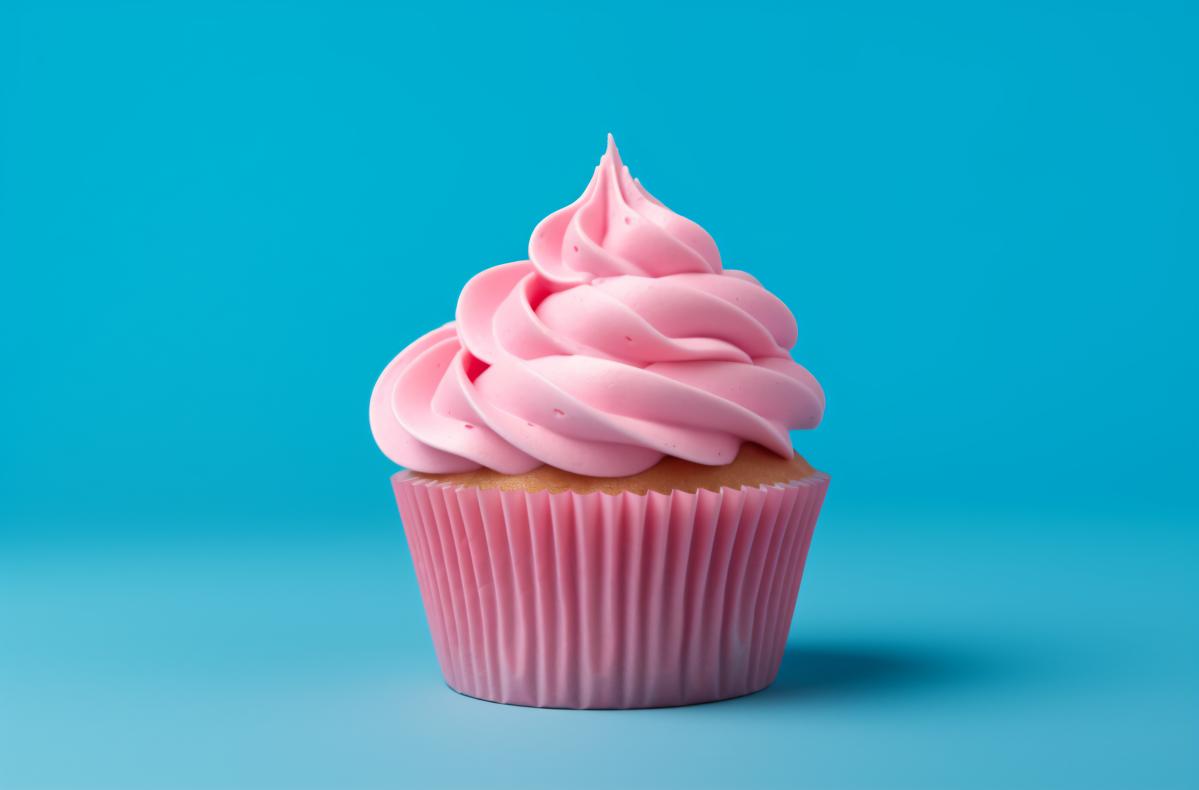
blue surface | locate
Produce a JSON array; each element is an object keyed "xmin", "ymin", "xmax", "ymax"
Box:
[
  {"xmin": 3, "ymin": 509, "xmax": 1197, "ymax": 789},
  {"xmin": 1, "ymin": 0, "xmax": 1197, "ymax": 788}
]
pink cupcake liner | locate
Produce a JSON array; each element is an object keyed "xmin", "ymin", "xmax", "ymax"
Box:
[{"xmin": 392, "ymin": 471, "xmax": 829, "ymax": 709}]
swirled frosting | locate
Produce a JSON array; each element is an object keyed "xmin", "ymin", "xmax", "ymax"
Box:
[{"xmin": 369, "ymin": 135, "xmax": 824, "ymax": 476}]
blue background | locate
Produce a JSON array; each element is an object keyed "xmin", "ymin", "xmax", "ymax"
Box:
[{"xmin": 1, "ymin": 1, "xmax": 1196, "ymax": 788}]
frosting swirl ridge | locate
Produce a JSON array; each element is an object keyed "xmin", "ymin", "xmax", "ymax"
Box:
[
  {"xmin": 530, "ymin": 135, "xmax": 722, "ymax": 284},
  {"xmin": 369, "ymin": 136, "xmax": 824, "ymax": 476}
]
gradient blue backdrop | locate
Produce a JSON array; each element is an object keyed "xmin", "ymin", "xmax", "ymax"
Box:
[{"xmin": 1, "ymin": 1, "xmax": 1196, "ymax": 788}]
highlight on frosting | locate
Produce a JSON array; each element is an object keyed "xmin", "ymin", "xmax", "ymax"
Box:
[{"xmin": 369, "ymin": 135, "xmax": 825, "ymax": 477}]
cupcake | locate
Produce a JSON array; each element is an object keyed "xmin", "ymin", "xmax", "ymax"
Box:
[{"xmin": 369, "ymin": 135, "xmax": 827, "ymax": 709}]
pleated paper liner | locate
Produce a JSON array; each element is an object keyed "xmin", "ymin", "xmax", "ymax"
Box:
[{"xmin": 393, "ymin": 471, "xmax": 829, "ymax": 709}]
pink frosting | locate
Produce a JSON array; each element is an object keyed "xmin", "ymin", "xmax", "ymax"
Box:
[{"xmin": 369, "ymin": 136, "xmax": 825, "ymax": 476}]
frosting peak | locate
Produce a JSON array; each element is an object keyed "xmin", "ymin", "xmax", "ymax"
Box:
[
  {"xmin": 370, "ymin": 136, "xmax": 825, "ymax": 477},
  {"xmin": 530, "ymin": 135, "xmax": 722, "ymax": 284}
]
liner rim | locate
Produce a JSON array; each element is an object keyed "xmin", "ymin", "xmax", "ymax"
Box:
[{"xmin": 394, "ymin": 469, "xmax": 829, "ymax": 500}]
